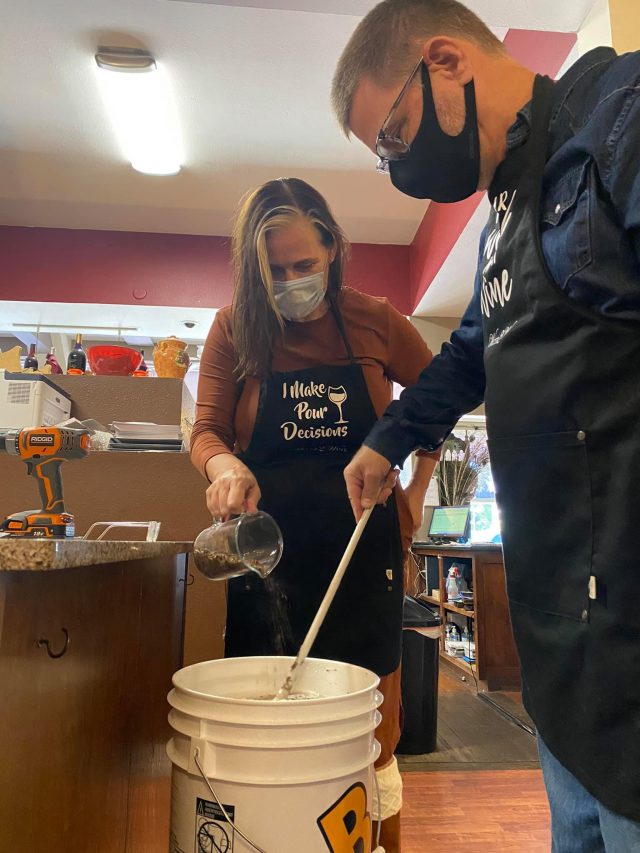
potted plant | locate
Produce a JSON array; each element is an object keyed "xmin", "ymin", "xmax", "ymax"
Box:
[{"xmin": 437, "ymin": 430, "xmax": 489, "ymax": 506}]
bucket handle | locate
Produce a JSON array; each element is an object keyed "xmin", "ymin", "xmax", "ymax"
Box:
[
  {"xmin": 193, "ymin": 748, "xmax": 267, "ymax": 853},
  {"xmin": 372, "ymin": 764, "xmax": 383, "ymax": 851}
]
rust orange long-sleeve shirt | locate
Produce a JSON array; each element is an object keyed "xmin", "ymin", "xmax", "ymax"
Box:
[{"xmin": 191, "ymin": 288, "xmax": 437, "ymax": 546}]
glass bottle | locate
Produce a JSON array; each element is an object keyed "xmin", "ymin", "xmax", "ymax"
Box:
[
  {"xmin": 45, "ymin": 347, "xmax": 63, "ymax": 375},
  {"xmin": 24, "ymin": 344, "xmax": 39, "ymax": 370},
  {"xmin": 67, "ymin": 334, "xmax": 87, "ymax": 374}
]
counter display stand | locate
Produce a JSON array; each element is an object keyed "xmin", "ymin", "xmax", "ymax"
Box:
[{"xmin": 411, "ymin": 544, "xmax": 521, "ymax": 691}]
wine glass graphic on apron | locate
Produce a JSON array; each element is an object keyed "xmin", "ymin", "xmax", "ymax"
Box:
[{"xmin": 328, "ymin": 386, "xmax": 348, "ymax": 424}]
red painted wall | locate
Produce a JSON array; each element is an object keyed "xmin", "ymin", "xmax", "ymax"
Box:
[
  {"xmin": 0, "ymin": 226, "xmax": 410, "ymax": 313},
  {"xmin": 408, "ymin": 28, "xmax": 578, "ymax": 312},
  {"xmin": 0, "ymin": 226, "xmax": 412, "ymax": 314},
  {"xmin": 504, "ymin": 29, "xmax": 577, "ymax": 77},
  {"xmin": 349, "ymin": 243, "xmax": 411, "ymax": 313},
  {"xmin": 0, "ymin": 227, "xmax": 233, "ymax": 309}
]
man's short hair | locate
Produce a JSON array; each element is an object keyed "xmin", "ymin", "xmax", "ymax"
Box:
[{"xmin": 331, "ymin": 0, "xmax": 504, "ymax": 136}]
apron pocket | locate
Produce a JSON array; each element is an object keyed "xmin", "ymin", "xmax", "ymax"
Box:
[{"xmin": 488, "ymin": 430, "xmax": 593, "ymax": 621}]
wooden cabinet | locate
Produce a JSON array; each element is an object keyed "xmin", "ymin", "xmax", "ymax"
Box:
[
  {"xmin": 0, "ymin": 374, "xmax": 226, "ymax": 668},
  {"xmin": 411, "ymin": 545, "xmax": 520, "ymax": 690},
  {"xmin": 0, "ymin": 450, "xmax": 226, "ymax": 668},
  {"xmin": 0, "ymin": 553, "xmax": 187, "ymax": 853}
]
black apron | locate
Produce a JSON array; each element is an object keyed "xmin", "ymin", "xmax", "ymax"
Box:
[
  {"xmin": 225, "ymin": 324, "xmax": 404, "ymax": 677},
  {"xmin": 482, "ymin": 75, "xmax": 640, "ymax": 820}
]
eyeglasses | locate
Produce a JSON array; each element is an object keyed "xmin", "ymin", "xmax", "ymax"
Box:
[{"xmin": 375, "ymin": 56, "xmax": 423, "ymax": 175}]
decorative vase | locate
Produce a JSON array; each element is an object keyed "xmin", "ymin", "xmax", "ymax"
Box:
[{"xmin": 153, "ymin": 336, "xmax": 190, "ymax": 379}]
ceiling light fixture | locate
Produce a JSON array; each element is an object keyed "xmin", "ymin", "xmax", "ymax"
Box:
[{"xmin": 94, "ymin": 45, "xmax": 184, "ymax": 176}]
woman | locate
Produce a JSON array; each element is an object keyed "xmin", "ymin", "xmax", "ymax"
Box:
[{"xmin": 191, "ymin": 178, "xmax": 437, "ymax": 852}]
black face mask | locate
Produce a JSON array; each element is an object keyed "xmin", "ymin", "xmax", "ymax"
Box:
[{"xmin": 389, "ymin": 63, "xmax": 480, "ymax": 202}]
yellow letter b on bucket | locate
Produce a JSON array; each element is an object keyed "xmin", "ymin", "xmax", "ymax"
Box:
[{"xmin": 317, "ymin": 782, "xmax": 372, "ymax": 852}]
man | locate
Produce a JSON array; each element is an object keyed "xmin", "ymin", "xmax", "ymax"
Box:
[{"xmin": 332, "ymin": 1, "xmax": 640, "ymax": 851}]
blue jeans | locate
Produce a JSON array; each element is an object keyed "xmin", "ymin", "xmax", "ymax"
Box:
[{"xmin": 538, "ymin": 735, "xmax": 640, "ymax": 852}]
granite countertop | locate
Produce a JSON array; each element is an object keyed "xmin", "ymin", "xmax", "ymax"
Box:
[{"xmin": 0, "ymin": 539, "xmax": 192, "ymax": 572}]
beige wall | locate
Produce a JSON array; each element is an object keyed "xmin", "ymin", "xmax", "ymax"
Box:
[
  {"xmin": 577, "ymin": 0, "xmax": 639, "ymax": 55},
  {"xmin": 609, "ymin": 0, "xmax": 639, "ymax": 53},
  {"xmin": 411, "ymin": 316, "xmax": 460, "ymax": 358}
]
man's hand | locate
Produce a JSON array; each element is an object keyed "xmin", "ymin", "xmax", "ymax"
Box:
[{"xmin": 344, "ymin": 446, "xmax": 398, "ymax": 520}]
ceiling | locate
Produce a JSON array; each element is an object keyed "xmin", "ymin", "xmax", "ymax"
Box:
[{"xmin": 0, "ymin": 0, "xmax": 598, "ymax": 246}]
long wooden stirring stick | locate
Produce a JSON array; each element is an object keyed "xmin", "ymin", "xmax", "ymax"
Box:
[{"xmin": 275, "ymin": 505, "xmax": 375, "ymax": 700}]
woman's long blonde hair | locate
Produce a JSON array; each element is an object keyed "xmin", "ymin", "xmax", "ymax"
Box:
[{"xmin": 231, "ymin": 178, "xmax": 351, "ymax": 379}]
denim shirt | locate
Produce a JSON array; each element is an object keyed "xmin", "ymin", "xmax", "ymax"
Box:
[{"xmin": 367, "ymin": 47, "xmax": 640, "ymax": 464}]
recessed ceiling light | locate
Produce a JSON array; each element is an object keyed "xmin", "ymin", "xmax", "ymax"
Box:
[{"xmin": 95, "ymin": 46, "xmax": 184, "ymax": 176}]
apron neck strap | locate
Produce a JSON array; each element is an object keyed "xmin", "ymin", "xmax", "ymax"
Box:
[{"xmin": 326, "ymin": 289, "xmax": 356, "ymax": 364}]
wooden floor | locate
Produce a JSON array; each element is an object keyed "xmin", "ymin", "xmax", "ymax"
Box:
[
  {"xmin": 401, "ymin": 769, "xmax": 551, "ymax": 851},
  {"xmin": 399, "ymin": 662, "xmax": 539, "ymax": 772},
  {"xmin": 399, "ymin": 663, "xmax": 551, "ymax": 851}
]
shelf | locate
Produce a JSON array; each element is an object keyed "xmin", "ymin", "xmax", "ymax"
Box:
[
  {"xmin": 444, "ymin": 602, "xmax": 475, "ymax": 619},
  {"xmin": 417, "ymin": 594, "xmax": 442, "ymax": 607}
]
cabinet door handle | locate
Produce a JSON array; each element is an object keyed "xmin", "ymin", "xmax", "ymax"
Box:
[
  {"xmin": 37, "ymin": 627, "xmax": 70, "ymax": 659},
  {"xmin": 179, "ymin": 573, "xmax": 195, "ymax": 586}
]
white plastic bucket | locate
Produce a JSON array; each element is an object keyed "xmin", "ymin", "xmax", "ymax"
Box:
[{"xmin": 167, "ymin": 655, "xmax": 383, "ymax": 853}]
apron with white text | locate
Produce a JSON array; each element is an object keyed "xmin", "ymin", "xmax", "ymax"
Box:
[
  {"xmin": 481, "ymin": 74, "xmax": 640, "ymax": 820},
  {"xmin": 226, "ymin": 332, "xmax": 404, "ymax": 676}
]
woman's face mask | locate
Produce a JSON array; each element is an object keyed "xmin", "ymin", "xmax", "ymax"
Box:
[{"xmin": 272, "ymin": 271, "xmax": 326, "ymax": 322}]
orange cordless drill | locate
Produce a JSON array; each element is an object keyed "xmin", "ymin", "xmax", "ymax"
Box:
[{"xmin": 0, "ymin": 426, "xmax": 90, "ymax": 538}]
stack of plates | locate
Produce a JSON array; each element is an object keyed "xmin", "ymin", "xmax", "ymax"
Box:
[{"xmin": 109, "ymin": 421, "xmax": 183, "ymax": 452}]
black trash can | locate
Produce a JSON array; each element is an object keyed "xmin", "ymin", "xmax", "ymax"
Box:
[{"xmin": 396, "ymin": 595, "xmax": 442, "ymax": 755}]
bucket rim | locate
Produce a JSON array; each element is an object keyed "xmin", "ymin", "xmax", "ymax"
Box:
[
  {"xmin": 171, "ymin": 655, "xmax": 381, "ymax": 705},
  {"xmin": 167, "ymin": 692, "xmax": 383, "ymax": 724},
  {"xmin": 166, "ymin": 707, "xmax": 383, "ymax": 747}
]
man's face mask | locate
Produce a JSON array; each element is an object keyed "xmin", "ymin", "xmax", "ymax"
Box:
[
  {"xmin": 387, "ymin": 63, "xmax": 480, "ymax": 203},
  {"xmin": 272, "ymin": 271, "xmax": 326, "ymax": 322}
]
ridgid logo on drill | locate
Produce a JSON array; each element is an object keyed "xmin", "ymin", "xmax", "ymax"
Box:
[
  {"xmin": 317, "ymin": 782, "xmax": 371, "ymax": 853},
  {"xmin": 280, "ymin": 379, "xmax": 349, "ymax": 442},
  {"xmin": 29, "ymin": 435, "xmax": 55, "ymax": 445}
]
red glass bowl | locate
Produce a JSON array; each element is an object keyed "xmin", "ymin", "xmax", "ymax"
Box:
[{"xmin": 87, "ymin": 345, "xmax": 143, "ymax": 376}]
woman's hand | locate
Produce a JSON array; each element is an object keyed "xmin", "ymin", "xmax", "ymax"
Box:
[{"xmin": 204, "ymin": 454, "xmax": 261, "ymax": 519}]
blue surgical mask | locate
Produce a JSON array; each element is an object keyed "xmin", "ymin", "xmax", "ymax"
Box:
[{"xmin": 272, "ymin": 271, "xmax": 326, "ymax": 322}]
